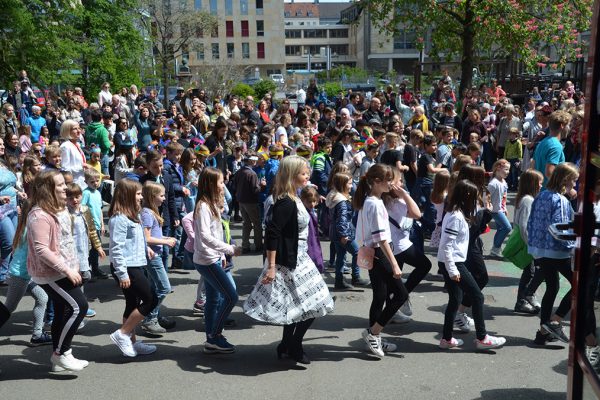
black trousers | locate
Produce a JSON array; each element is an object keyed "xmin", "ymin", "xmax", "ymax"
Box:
[
  {"xmin": 368, "ymin": 248, "xmax": 408, "ymax": 327},
  {"xmin": 111, "ymin": 266, "xmax": 158, "ymax": 318},
  {"xmin": 395, "ymin": 244, "xmax": 432, "ymax": 294},
  {"xmin": 40, "ymin": 278, "xmax": 88, "ymax": 355},
  {"xmin": 538, "ymin": 257, "xmax": 572, "ymax": 325}
]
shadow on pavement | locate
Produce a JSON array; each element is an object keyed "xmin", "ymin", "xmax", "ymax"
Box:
[{"xmin": 475, "ymin": 388, "xmax": 564, "ymax": 400}]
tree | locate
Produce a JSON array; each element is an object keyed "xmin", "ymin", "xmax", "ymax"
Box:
[
  {"xmin": 140, "ymin": 0, "xmax": 217, "ymax": 107},
  {"xmin": 363, "ymin": 0, "xmax": 593, "ymax": 95},
  {"xmin": 253, "ymin": 80, "xmax": 277, "ymax": 100},
  {"xmin": 230, "ymin": 83, "xmax": 255, "ymax": 99},
  {"xmin": 193, "ymin": 64, "xmax": 252, "ymax": 99}
]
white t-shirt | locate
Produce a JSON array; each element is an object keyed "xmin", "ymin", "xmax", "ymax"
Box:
[
  {"xmin": 356, "ymin": 196, "xmax": 391, "ymax": 248},
  {"xmin": 387, "ymin": 198, "xmax": 413, "ymax": 255},
  {"xmin": 275, "ymin": 126, "xmax": 288, "ymax": 146},
  {"xmin": 437, "ymin": 210, "xmax": 469, "ymax": 278},
  {"xmin": 487, "ymin": 177, "xmax": 508, "ymax": 213},
  {"xmin": 433, "ymin": 198, "xmax": 446, "ymax": 224}
]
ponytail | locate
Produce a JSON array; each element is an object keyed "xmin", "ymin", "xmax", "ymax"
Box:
[{"xmin": 352, "ymin": 163, "xmax": 392, "ymax": 210}]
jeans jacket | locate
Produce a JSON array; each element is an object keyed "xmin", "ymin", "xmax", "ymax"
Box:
[{"xmin": 109, "ymin": 213, "xmax": 148, "ymax": 281}]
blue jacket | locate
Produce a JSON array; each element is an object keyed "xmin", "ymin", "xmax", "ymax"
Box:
[
  {"xmin": 326, "ymin": 191, "xmax": 355, "ymax": 241},
  {"xmin": 527, "ymin": 190, "xmax": 575, "ymax": 259},
  {"xmin": 108, "ymin": 214, "xmax": 148, "ymax": 281},
  {"xmin": 264, "ymin": 158, "xmax": 280, "ymax": 200},
  {"xmin": 163, "ymin": 159, "xmax": 185, "ymax": 212},
  {"xmin": 9, "ymin": 231, "xmax": 29, "ymax": 280}
]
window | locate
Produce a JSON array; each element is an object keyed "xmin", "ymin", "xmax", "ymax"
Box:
[
  {"xmin": 285, "ymin": 45, "xmax": 301, "ymax": 56},
  {"xmin": 196, "ymin": 44, "xmax": 204, "ymax": 60},
  {"xmin": 256, "ymin": 20, "xmax": 264, "ymax": 37},
  {"xmin": 240, "ymin": 0, "xmax": 248, "ymax": 15},
  {"xmin": 209, "ymin": 0, "xmax": 217, "ymax": 15},
  {"xmin": 212, "ymin": 43, "xmax": 220, "ymax": 59},
  {"xmin": 393, "ymin": 29, "xmax": 417, "ymax": 50},
  {"xmin": 285, "ymin": 29, "xmax": 301, "ymax": 39},
  {"xmin": 241, "ymin": 20, "xmax": 249, "ymax": 37},
  {"xmin": 329, "ymin": 44, "xmax": 349, "ymax": 56},
  {"xmin": 304, "ymin": 29, "xmax": 326, "ymax": 38},
  {"xmin": 226, "ymin": 21, "xmax": 234, "ymax": 37},
  {"xmin": 211, "ymin": 25, "xmax": 218, "ymax": 38},
  {"xmin": 256, "ymin": 0, "xmax": 263, "ymax": 14},
  {"xmin": 295, "ymin": 10, "xmax": 302, "ymax": 17},
  {"xmin": 306, "ymin": 45, "xmax": 324, "ymax": 56},
  {"xmin": 329, "ymin": 29, "xmax": 348, "ymax": 38},
  {"xmin": 257, "ymin": 42, "xmax": 265, "ymax": 59},
  {"xmin": 284, "ymin": 11, "xmax": 290, "ymax": 17},
  {"xmin": 227, "ymin": 43, "xmax": 234, "ymax": 58},
  {"xmin": 242, "ymin": 42, "xmax": 250, "ymax": 59},
  {"xmin": 194, "ymin": 0, "xmax": 202, "ymax": 9},
  {"xmin": 307, "ymin": 11, "xmax": 313, "ymax": 17},
  {"xmin": 225, "ymin": 0, "xmax": 232, "ymax": 15}
]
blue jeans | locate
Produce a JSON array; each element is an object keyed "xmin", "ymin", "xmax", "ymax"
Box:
[
  {"xmin": 143, "ymin": 255, "xmax": 172, "ymax": 322},
  {"xmin": 491, "ymin": 212, "xmax": 512, "ymax": 248},
  {"xmin": 334, "ymin": 239, "xmax": 359, "ymax": 281},
  {"xmin": 194, "ymin": 261, "xmax": 238, "ymax": 338},
  {"xmin": 0, "ymin": 210, "xmax": 17, "ymax": 281},
  {"xmin": 418, "ymin": 178, "xmax": 435, "ymax": 233},
  {"xmin": 101, "ymin": 154, "xmax": 110, "ymax": 176}
]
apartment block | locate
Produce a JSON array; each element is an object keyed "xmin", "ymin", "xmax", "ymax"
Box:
[
  {"xmin": 186, "ymin": 0, "xmax": 285, "ymax": 77},
  {"xmin": 284, "ymin": 2, "xmax": 356, "ymax": 72}
]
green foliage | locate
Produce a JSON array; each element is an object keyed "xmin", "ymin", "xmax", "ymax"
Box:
[
  {"xmin": 323, "ymin": 82, "xmax": 343, "ymax": 98},
  {"xmin": 252, "ymin": 80, "xmax": 277, "ymax": 100},
  {"xmin": 318, "ymin": 66, "xmax": 369, "ymax": 82},
  {"xmin": 230, "ymin": 83, "xmax": 255, "ymax": 99}
]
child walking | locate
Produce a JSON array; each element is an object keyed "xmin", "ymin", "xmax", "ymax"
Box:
[
  {"xmin": 82, "ymin": 168, "xmax": 108, "ymax": 279},
  {"xmin": 429, "ymin": 170, "xmax": 451, "ymax": 247},
  {"xmin": 66, "ymin": 183, "xmax": 106, "ymax": 322},
  {"xmin": 438, "ymin": 179, "xmax": 506, "ymax": 350},
  {"xmin": 193, "ymin": 167, "xmax": 241, "ymax": 353},
  {"xmin": 140, "ymin": 181, "xmax": 177, "ymax": 336},
  {"xmin": 27, "ymin": 170, "xmax": 89, "ymax": 371},
  {"xmin": 108, "ymin": 179, "xmax": 159, "ymax": 357},
  {"xmin": 301, "ymin": 186, "xmax": 326, "ymax": 274},
  {"xmin": 504, "ymin": 127, "xmax": 523, "ymax": 191},
  {"xmin": 487, "ymin": 159, "xmax": 512, "ymax": 257},
  {"xmin": 355, "ymin": 164, "xmax": 407, "ymax": 358}
]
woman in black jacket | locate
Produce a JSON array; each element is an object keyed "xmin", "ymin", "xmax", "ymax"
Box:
[{"xmin": 244, "ymin": 156, "xmax": 334, "ymax": 364}]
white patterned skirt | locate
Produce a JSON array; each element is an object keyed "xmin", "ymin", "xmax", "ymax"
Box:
[{"xmin": 243, "ymin": 242, "xmax": 334, "ymax": 325}]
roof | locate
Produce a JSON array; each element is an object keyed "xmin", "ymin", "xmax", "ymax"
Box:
[
  {"xmin": 317, "ymin": 3, "xmax": 350, "ymax": 20},
  {"xmin": 284, "ymin": 3, "xmax": 320, "ymax": 18}
]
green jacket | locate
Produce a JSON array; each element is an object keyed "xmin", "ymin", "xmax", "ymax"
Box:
[{"xmin": 85, "ymin": 122, "xmax": 111, "ymax": 155}]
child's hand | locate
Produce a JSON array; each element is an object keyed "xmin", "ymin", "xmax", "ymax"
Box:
[
  {"xmin": 147, "ymin": 247, "xmax": 155, "ymax": 259},
  {"xmin": 120, "ymin": 278, "xmax": 131, "ymax": 289},
  {"xmin": 451, "ymin": 273, "xmax": 461, "ymax": 282},
  {"xmin": 165, "ymin": 237, "xmax": 177, "ymax": 248},
  {"xmin": 182, "ymin": 187, "xmax": 190, "ymax": 196},
  {"xmin": 340, "ymin": 237, "xmax": 349, "ymax": 245},
  {"xmin": 98, "ymin": 248, "xmax": 106, "ymax": 259}
]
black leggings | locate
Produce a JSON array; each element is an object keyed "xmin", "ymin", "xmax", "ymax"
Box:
[
  {"xmin": 462, "ymin": 251, "xmax": 489, "ymax": 308},
  {"xmin": 368, "ymin": 248, "xmax": 408, "ymax": 326},
  {"xmin": 517, "ymin": 259, "xmax": 544, "ymax": 300},
  {"xmin": 394, "ymin": 244, "xmax": 432, "ymax": 294},
  {"xmin": 282, "ymin": 318, "xmax": 315, "ymax": 355},
  {"xmin": 538, "ymin": 257, "xmax": 572, "ymax": 324},
  {"xmin": 0, "ymin": 300, "xmax": 9, "ymax": 329},
  {"xmin": 112, "ymin": 266, "xmax": 158, "ymax": 318},
  {"xmin": 40, "ymin": 278, "xmax": 88, "ymax": 355}
]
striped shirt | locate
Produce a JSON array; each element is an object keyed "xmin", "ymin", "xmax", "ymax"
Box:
[{"xmin": 437, "ymin": 210, "xmax": 469, "ymax": 278}]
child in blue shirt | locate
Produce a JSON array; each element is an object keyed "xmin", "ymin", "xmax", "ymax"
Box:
[{"xmin": 82, "ymin": 168, "xmax": 107, "ymax": 279}]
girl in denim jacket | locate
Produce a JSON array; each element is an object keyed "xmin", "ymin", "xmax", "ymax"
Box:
[{"xmin": 527, "ymin": 162, "xmax": 578, "ymax": 344}]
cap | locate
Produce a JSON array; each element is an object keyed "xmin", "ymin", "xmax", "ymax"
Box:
[
  {"xmin": 368, "ymin": 118, "xmax": 382, "ymax": 126},
  {"xmin": 177, "ymin": 87, "xmax": 185, "ymax": 92}
]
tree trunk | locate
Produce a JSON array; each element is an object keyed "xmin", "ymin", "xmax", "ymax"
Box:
[
  {"xmin": 459, "ymin": 5, "xmax": 475, "ymax": 98},
  {"xmin": 163, "ymin": 60, "xmax": 169, "ymax": 109}
]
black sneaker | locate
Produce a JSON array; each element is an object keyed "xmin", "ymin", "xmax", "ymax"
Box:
[
  {"xmin": 514, "ymin": 299, "xmax": 538, "ymax": 314},
  {"xmin": 533, "ymin": 329, "xmax": 559, "ymax": 345},
  {"xmin": 351, "ymin": 277, "xmax": 371, "ymax": 287},
  {"xmin": 158, "ymin": 316, "xmax": 176, "ymax": 330},
  {"xmin": 542, "ymin": 321, "xmax": 569, "ymax": 343},
  {"xmin": 92, "ymin": 270, "xmax": 109, "ymax": 279},
  {"xmin": 29, "ymin": 332, "xmax": 52, "ymax": 347},
  {"xmin": 334, "ymin": 280, "xmax": 354, "ymax": 290}
]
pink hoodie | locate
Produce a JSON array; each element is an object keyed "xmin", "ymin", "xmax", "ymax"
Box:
[{"xmin": 26, "ymin": 207, "xmax": 77, "ymax": 284}]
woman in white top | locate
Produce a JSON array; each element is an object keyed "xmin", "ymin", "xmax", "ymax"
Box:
[
  {"xmin": 438, "ymin": 179, "xmax": 506, "ymax": 350},
  {"xmin": 354, "ymin": 164, "xmax": 407, "ymax": 358},
  {"xmin": 58, "ymin": 120, "xmax": 88, "ymax": 189},
  {"xmin": 98, "ymin": 82, "xmax": 112, "ymax": 107}
]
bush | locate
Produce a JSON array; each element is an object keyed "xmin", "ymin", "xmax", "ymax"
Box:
[
  {"xmin": 323, "ymin": 82, "xmax": 343, "ymax": 98},
  {"xmin": 253, "ymin": 79, "xmax": 277, "ymax": 100},
  {"xmin": 230, "ymin": 83, "xmax": 255, "ymax": 99}
]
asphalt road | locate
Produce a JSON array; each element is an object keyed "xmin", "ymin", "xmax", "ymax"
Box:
[{"xmin": 0, "ymin": 195, "xmax": 570, "ymax": 400}]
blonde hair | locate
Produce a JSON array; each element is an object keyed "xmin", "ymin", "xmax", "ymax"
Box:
[
  {"xmin": 547, "ymin": 162, "xmax": 579, "ymax": 194},
  {"xmin": 60, "ymin": 119, "xmax": 79, "ymax": 140},
  {"xmin": 273, "ymin": 156, "xmax": 309, "ymax": 200},
  {"xmin": 109, "ymin": 179, "xmax": 142, "ymax": 222},
  {"xmin": 142, "ymin": 181, "xmax": 165, "ymax": 226}
]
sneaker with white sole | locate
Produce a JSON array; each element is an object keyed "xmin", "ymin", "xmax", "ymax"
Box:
[
  {"xmin": 391, "ymin": 310, "xmax": 412, "ymax": 324},
  {"xmin": 439, "ymin": 337, "xmax": 464, "ymax": 349},
  {"xmin": 51, "ymin": 349, "xmax": 88, "ymax": 372},
  {"xmin": 525, "ymin": 295, "xmax": 541, "ymax": 311},
  {"xmin": 454, "ymin": 312, "xmax": 474, "ymax": 333},
  {"xmin": 110, "ymin": 329, "xmax": 137, "ymax": 357},
  {"xmin": 489, "ymin": 247, "xmax": 503, "ymax": 258},
  {"xmin": 133, "ymin": 341, "xmax": 157, "ymax": 355},
  {"xmin": 542, "ymin": 321, "xmax": 569, "ymax": 343},
  {"xmin": 141, "ymin": 319, "xmax": 166, "ymax": 335},
  {"xmin": 204, "ymin": 334, "xmax": 235, "ymax": 354},
  {"xmin": 362, "ymin": 329, "xmax": 384, "ymax": 358},
  {"xmin": 400, "ymin": 298, "xmax": 413, "ymax": 317},
  {"xmin": 475, "ymin": 334, "xmax": 506, "ymax": 350}
]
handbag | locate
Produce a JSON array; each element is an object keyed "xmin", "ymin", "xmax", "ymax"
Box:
[
  {"xmin": 502, "ymin": 225, "xmax": 533, "ymax": 270},
  {"xmin": 357, "ymin": 211, "xmax": 375, "ymax": 270}
]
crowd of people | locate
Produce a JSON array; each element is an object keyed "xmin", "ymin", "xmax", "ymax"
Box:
[{"xmin": 0, "ymin": 70, "xmax": 590, "ymax": 371}]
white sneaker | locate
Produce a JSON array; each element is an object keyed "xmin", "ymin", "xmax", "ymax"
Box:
[
  {"xmin": 475, "ymin": 334, "xmax": 506, "ymax": 350},
  {"xmin": 51, "ymin": 349, "xmax": 87, "ymax": 372},
  {"xmin": 454, "ymin": 312, "xmax": 474, "ymax": 332},
  {"xmin": 525, "ymin": 295, "xmax": 541, "ymax": 310},
  {"xmin": 489, "ymin": 247, "xmax": 503, "ymax": 258},
  {"xmin": 362, "ymin": 329, "xmax": 384, "ymax": 358},
  {"xmin": 133, "ymin": 341, "xmax": 157, "ymax": 355},
  {"xmin": 400, "ymin": 298, "xmax": 413, "ymax": 317},
  {"xmin": 380, "ymin": 338, "xmax": 397, "ymax": 353},
  {"xmin": 110, "ymin": 329, "xmax": 137, "ymax": 357},
  {"xmin": 439, "ymin": 337, "xmax": 464, "ymax": 349},
  {"xmin": 391, "ymin": 310, "xmax": 412, "ymax": 324}
]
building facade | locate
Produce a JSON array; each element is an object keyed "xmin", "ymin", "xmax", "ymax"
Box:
[{"xmin": 186, "ymin": 0, "xmax": 285, "ymax": 77}]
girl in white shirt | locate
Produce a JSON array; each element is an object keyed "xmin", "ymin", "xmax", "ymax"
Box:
[
  {"xmin": 193, "ymin": 167, "xmax": 241, "ymax": 354},
  {"xmin": 438, "ymin": 179, "xmax": 506, "ymax": 350},
  {"xmin": 354, "ymin": 164, "xmax": 407, "ymax": 358}
]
